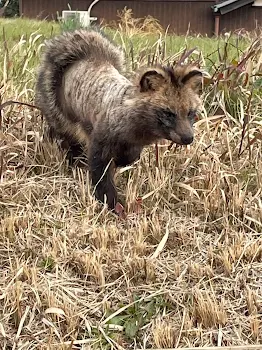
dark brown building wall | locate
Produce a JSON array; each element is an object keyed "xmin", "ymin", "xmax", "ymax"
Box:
[
  {"xmin": 220, "ymin": 4, "xmax": 262, "ymax": 33},
  {"xmin": 19, "ymin": 0, "xmax": 215, "ymax": 35},
  {"xmin": 19, "ymin": 0, "xmax": 90, "ymax": 20},
  {"xmin": 90, "ymin": 1, "xmax": 215, "ymax": 35},
  {"xmin": 19, "ymin": 0, "xmax": 262, "ymax": 36}
]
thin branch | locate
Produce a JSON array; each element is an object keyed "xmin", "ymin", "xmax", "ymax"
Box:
[
  {"xmin": 0, "ymin": 100, "xmax": 41, "ymax": 111},
  {"xmin": 238, "ymin": 88, "xmax": 253, "ymax": 158}
]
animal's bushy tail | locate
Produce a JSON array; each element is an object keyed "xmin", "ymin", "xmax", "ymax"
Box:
[
  {"xmin": 35, "ymin": 28, "xmax": 124, "ymax": 139},
  {"xmin": 40, "ymin": 28, "xmax": 124, "ymax": 73}
]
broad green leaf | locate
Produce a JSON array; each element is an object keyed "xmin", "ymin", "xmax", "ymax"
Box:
[{"xmin": 124, "ymin": 318, "xmax": 140, "ymax": 339}]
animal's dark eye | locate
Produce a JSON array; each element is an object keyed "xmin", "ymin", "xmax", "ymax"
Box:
[
  {"xmin": 157, "ymin": 109, "xmax": 177, "ymax": 128},
  {"xmin": 164, "ymin": 111, "xmax": 177, "ymax": 127},
  {"xmin": 166, "ymin": 111, "xmax": 177, "ymax": 120}
]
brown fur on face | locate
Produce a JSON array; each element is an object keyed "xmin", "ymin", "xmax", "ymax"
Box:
[
  {"xmin": 131, "ymin": 64, "xmax": 203, "ymax": 145},
  {"xmin": 35, "ymin": 28, "xmax": 203, "ymax": 212}
]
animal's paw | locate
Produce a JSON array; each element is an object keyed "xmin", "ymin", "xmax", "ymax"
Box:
[{"xmin": 114, "ymin": 202, "xmax": 127, "ymax": 219}]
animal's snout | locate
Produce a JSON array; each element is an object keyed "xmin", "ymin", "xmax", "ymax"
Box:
[{"xmin": 181, "ymin": 135, "xmax": 194, "ymax": 145}]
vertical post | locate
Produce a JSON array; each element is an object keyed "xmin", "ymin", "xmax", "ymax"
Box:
[
  {"xmin": 214, "ymin": 15, "xmax": 220, "ymax": 36},
  {"xmin": 19, "ymin": 0, "xmax": 22, "ymax": 16}
]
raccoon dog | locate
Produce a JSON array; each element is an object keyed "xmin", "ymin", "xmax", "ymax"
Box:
[{"xmin": 35, "ymin": 28, "xmax": 203, "ymax": 213}]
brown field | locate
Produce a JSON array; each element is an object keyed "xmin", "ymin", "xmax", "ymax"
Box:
[{"xmin": 0, "ymin": 14, "xmax": 262, "ymax": 350}]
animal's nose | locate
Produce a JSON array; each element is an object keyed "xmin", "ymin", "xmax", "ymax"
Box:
[{"xmin": 181, "ymin": 135, "xmax": 194, "ymax": 145}]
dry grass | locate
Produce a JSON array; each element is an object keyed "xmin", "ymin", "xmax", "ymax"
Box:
[
  {"xmin": 102, "ymin": 7, "xmax": 163, "ymax": 37},
  {"xmin": 1, "ymin": 14, "xmax": 262, "ymax": 350}
]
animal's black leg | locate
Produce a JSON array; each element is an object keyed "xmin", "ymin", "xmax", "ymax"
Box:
[
  {"xmin": 88, "ymin": 138, "xmax": 118, "ymax": 211},
  {"xmin": 64, "ymin": 142, "xmax": 87, "ymax": 166}
]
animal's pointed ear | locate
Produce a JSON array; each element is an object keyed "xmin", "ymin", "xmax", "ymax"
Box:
[
  {"xmin": 181, "ymin": 69, "xmax": 203, "ymax": 93},
  {"xmin": 139, "ymin": 69, "xmax": 166, "ymax": 92}
]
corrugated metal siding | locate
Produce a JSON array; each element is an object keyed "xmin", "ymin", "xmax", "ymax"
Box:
[
  {"xmin": 220, "ymin": 4, "xmax": 262, "ymax": 32},
  {"xmin": 19, "ymin": 0, "xmax": 262, "ymax": 36},
  {"xmin": 20, "ymin": 0, "xmax": 89, "ymax": 20},
  {"xmin": 90, "ymin": 1, "xmax": 214, "ymax": 35},
  {"xmin": 20, "ymin": 0, "xmax": 215, "ymax": 35}
]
